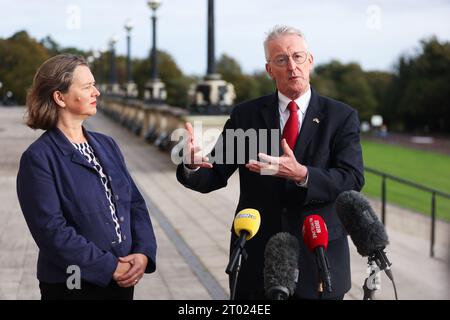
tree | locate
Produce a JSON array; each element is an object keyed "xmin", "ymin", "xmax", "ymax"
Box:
[
  {"xmin": 216, "ymin": 53, "xmax": 243, "ymax": 84},
  {"xmin": 365, "ymin": 71, "xmax": 394, "ymax": 121},
  {"xmin": 40, "ymin": 35, "xmax": 60, "ymax": 56},
  {"xmin": 132, "ymin": 50, "xmax": 192, "ymax": 107},
  {"xmin": 387, "ymin": 37, "xmax": 450, "ymax": 133},
  {"xmin": 216, "ymin": 53, "xmax": 249, "ymax": 102},
  {"xmin": 311, "ymin": 61, "xmax": 377, "ymax": 121},
  {"xmin": 0, "ymin": 31, "xmax": 49, "ymax": 105},
  {"xmin": 252, "ymin": 71, "xmax": 276, "ymax": 96},
  {"xmin": 216, "ymin": 54, "xmax": 275, "ymax": 104}
]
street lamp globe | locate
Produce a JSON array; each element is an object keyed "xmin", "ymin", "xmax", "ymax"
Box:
[
  {"xmin": 147, "ymin": 0, "xmax": 161, "ymax": 11},
  {"xmin": 124, "ymin": 18, "xmax": 134, "ymax": 33},
  {"xmin": 93, "ymin": 50, "xmax": 101, "ymax": 59},
  {"xmin": 100, "ymin": 45, "xmax": 108, "ymax": 55},
  {"xmin": 109, "ymin": 35, "xmax": 118, "ymax": 47},
  {"xmin": 87, "ymin": 55, "xmax": 95, "ymax": 64}
]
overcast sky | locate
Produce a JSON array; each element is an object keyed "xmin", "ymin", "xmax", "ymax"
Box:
[{"xmin": 1, "ymin": 0, "xmax": 450, "ymax": 75}]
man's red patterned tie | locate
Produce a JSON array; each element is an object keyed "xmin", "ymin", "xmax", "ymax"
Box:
[{"xmin": 282, "ymin": 101, "xmax": 299, "ymax": 150}]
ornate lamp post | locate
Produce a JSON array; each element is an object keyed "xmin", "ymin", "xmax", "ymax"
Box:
[
  {"xmin": 91, "ymin": 50, "xmax": 100, "ymax": 84},
  {"xmin": 188, "ymin": 0, "xmax": 235, "ymax": 114},
  {"xmin": 206, "ymin": 0, "xmax": 219, "ymax": 80},
  {"xmin": 124, "ymin": 18, "xmax": 138, "ymax": 98},
  {"xmin": 149, "ymin": 0, "xmax": 160, "ymax": 81},
  {"xmin": 98, "ymin": 46, "xmax": 108, "ymax": 93},
  {"xmin": 145, "ymin": 0, "xmax": 166, "ymax": 103},
  {"xmin": 108, "ymin": 35, "xmax": 121, "ymax": 95}
]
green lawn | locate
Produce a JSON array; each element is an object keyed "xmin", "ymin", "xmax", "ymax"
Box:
[{"xmin": 361, "ymin": 140, "xmax": 450, "ymax": 221}]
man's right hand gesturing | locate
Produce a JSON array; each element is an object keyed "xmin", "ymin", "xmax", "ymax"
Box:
[{"xmin": 183, "ymin": 122, "xmax": 213, "ymax": 170}]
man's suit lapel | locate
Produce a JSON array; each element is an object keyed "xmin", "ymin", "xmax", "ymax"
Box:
[
  {"xmin": 259, "ymin": 92, "xmax": 280, "ymax": 130},
  {"xmin": 294, "ymin": 88, "xmax": 324, "ymax": 162},
  {"xmin": 259, "ymin": 93, "xmax": 282, "ymax": 157}
]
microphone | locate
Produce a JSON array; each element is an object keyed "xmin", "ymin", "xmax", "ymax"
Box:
[
  {"xmin": 335, "ymin": 190, "xmax": 393, "ymax": 278},
  {"xmin": 264, "ymin": 232, "xmax": 300, "ymax": 300},
  {"xmin": 225, "ymin": 208, "xmax": 261, "ymax": 275},
  {"xmin": 302, "ymin": 215, "xmax": 332, "ymax": 293}
]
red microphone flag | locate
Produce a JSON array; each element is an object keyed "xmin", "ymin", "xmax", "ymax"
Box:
[{"xmin": 302, "ymin": 214, "xmax": 329, "ymax": 251}]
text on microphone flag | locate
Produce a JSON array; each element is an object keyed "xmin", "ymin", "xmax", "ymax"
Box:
[
  {"xmin": 236, "ymin": 213, "xmax": 258, "ymax": 220},
  {"xmin": 306, "ymin": 216, "xmax": 325, "ymax": 239}
]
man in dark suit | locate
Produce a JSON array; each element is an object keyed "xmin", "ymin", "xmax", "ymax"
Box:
[{"xmin": 176, "ymin": 25, "xmax": 364, "ymax": 299}]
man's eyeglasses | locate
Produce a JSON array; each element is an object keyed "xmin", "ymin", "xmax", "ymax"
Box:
[{"xmin": 268, "ymin": 51, "xmax": 308, "ymax": 67}]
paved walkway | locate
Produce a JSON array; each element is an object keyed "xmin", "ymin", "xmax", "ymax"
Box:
[{"xmin": 0, "ymin": 107, "xmax": 449, "ymax": 300}]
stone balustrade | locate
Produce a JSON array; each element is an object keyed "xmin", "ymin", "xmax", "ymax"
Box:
[{"xmin": 99, "ymin": 96, "xmax": 229, "ymax": 154}]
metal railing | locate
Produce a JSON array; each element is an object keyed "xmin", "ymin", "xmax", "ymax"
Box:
[{"xmin": 365, "ymin": 166, "xmax": 450, "ymax": 257}]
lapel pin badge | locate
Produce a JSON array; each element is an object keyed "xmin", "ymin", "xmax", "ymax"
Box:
[{"xmin": 313, "ymin": 118, "xmax": 320, "ymax": 124}]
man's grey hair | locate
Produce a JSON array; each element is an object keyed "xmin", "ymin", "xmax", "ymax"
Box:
[{"xmin": 264, "ymin": 25, "xmax": 307, "ymax": 61}]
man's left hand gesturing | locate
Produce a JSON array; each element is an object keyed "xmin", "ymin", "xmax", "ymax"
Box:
[{"xmin": 245, "ymin": 138, "xmax": 308, "ymax": 183}]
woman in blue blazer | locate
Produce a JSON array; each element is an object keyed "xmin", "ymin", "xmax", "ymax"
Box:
[{"xmin": 16, "ymin": 54, "xmax": 157, "ymax": 300}]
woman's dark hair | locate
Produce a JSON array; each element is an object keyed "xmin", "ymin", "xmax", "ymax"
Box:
[{"xmin": 25, "ymin": 54, "xmax": 88, "ymax": 130}]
